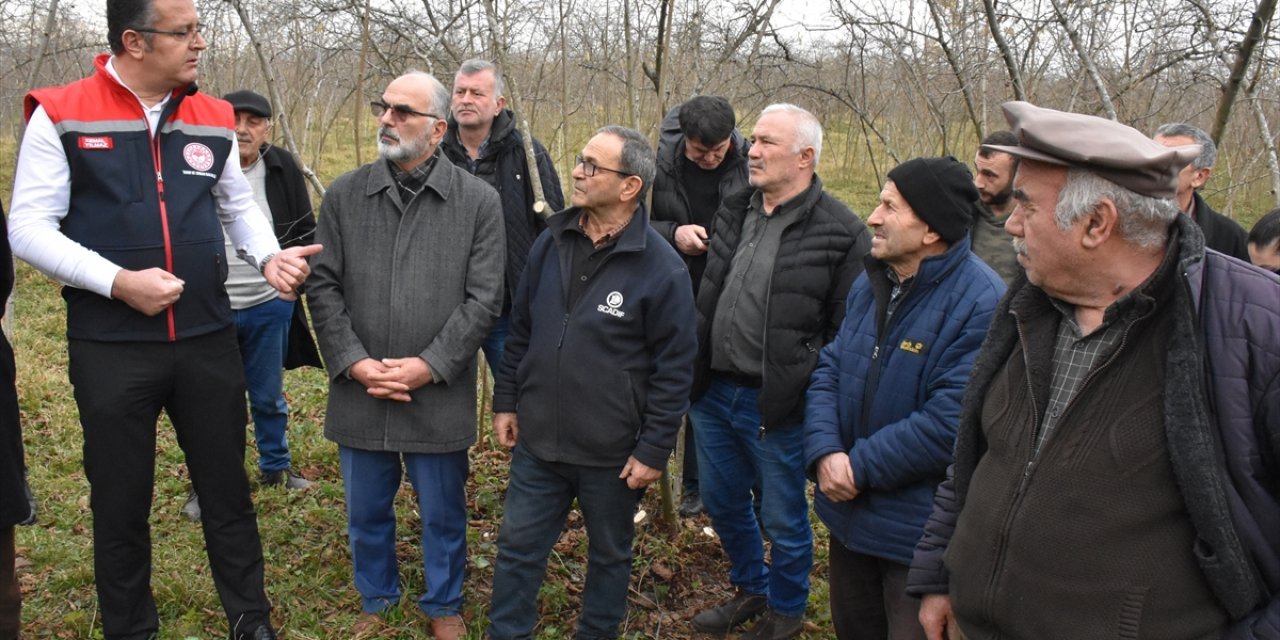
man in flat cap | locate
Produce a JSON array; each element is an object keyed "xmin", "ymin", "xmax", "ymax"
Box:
[
  {"xmin": 907, "ymin": 102, "xmax": 1280, "ymax": 639},
  {"xmin": 804, "ymin": 157, "xmax": 1004, "ymax": 639}
]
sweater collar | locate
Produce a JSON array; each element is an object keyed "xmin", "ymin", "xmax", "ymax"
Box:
[{"xmin": 365, "ymin": 149, "xmax": 454, "ymax": 201}]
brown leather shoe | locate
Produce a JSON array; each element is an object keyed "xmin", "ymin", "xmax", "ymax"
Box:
[
  {"xmin": 429, "ymin": 614, "xmax": 465, "ymax": 640},
  {"xmin": 352, "ymin": 612, "xmax": 382, "ymax": 638}
]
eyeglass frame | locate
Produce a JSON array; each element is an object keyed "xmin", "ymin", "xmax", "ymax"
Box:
[
  {"xmin": 132, "ymin": 23, "xmax": 206, "ymax": 43},
  {"xmin": 575, "ymin": 154, "xmax": 635, "ymax": 178},
  {"xmin": 370, "ymin": 100, "xmax": 443, "ymax": 123}
]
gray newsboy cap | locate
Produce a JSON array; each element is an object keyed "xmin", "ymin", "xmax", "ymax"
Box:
[
  {"xmin": 982, "ymin": 101, "xmax": 1199, "ymax": 199},
  {"xmin": 223, "ymin": 90, "xmax": 272, "ymax": 119}
]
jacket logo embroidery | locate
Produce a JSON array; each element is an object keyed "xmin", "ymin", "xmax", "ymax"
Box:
[
  {"xmin": 183, "ymin": 142, "xmax": 215, "ymax": 172},
  {"xmin": 597, "ymin": 291, "xmax": 626, "ymax": 318},
  {"xmin": 78, "ymin": 136, "xmax": 113, "ymax": 150},
  {"xmin": 899, "ymin": 339, "xmax": 925, "ymax": 354}
]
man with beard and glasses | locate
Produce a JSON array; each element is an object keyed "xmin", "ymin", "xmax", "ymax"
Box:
[
  {"xmin": 970, "ymin": 130, "xmax": 1021, "ymax": 285},
  {"xmin": 306, "ymin": 71, "xmax": 504, "ymax": 639}
]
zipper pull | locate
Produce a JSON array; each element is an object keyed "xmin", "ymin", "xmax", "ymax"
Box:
[
  {"xmin": 557, "ymin": 314, "xmax": 568, "ymax": 348},
  {"xmin": 872, "ymin": 345, "xmax": 879, "ymax": 360},
  {"xmin": 758, "ymin": 424, "xmax": 766, "ymax": 441}
]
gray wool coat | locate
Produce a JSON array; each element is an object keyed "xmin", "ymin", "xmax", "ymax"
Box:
[{"xmin": 307, "ymin": 153, "xmax": 504, "ymax": 453}]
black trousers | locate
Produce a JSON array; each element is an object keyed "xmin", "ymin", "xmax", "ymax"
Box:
[
  {"xmin": 68, "ymin": 327, "xmax": 270, "ymax": 640},
  {"xmin": 0, "ymin": 526, "xmax": 17, "ymax": 640},
  {"xmin": 828, "ymin": 540, "xmax": 925, "ymax": 640}
]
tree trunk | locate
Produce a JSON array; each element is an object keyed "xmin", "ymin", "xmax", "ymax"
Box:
[
  {"xmin": 980, "ymin": 0, "xmax": 1026, "ymax": 101},
  {"xmin": 227, "ymin": 0, "xmax": 326, "ymax": 197},
  {"xmin": 1209, "ymin": 0, "xmax": 1276, "ymax": 144},
  {"xmin": 925, "ymin": 0, "xmax": 983, "ymax": 140},
  {"xmin": 483, "ymin": 0, "xmax": 549, "ymax": 215},
  {"xmin": 353, "ymin": 0, "xmax": 372, "ymax": 167},
  {"xmin": 27, "ymin": 0, "xmax": 59, "ymax": 91},
  {"xmin": 1047, "ymin": 0, "xmax": 1116, "ymax": 119}
]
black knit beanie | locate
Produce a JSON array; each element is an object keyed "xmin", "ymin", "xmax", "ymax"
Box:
[{"xmin": 886, "ymin": 156, "xmax": 979, "ymax": 244}]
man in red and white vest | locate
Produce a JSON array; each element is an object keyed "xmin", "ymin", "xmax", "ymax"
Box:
[{"xmin": 8, "ymin": 0, "xmax": 320, "ymax": 637}]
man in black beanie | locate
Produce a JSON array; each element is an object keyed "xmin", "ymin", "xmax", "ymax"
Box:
[{"xmin": 802, "ymin": 156, "xmax": 1005, "ymax": 639}]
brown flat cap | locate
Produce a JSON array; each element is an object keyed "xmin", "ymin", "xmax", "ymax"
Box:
[{"xmin": 982, "ymin": 101, "xmax": 1200, "ymax": 199}]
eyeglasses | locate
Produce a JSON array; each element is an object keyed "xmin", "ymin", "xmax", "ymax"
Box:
[
  {"xmin": 575, "ymin": 154, "xmax": 635, "ymax": 178},
  {"xmin": 370, "ymin": 100, "xmax": 442, "ymax": 123},
  {"xmin": 133, "ymin": 23, "xmax": 205, "ymax": 43}
]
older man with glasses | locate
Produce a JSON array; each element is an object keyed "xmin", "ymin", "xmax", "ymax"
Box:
[
  {"xmin": 306, "ymin": 71, "xmax": 504, "ymax": 639},
  {"xmin": 486, "ymin": 126, "xmax": 697, "ymax": 640},
  {"xmin": 9, "ymin": 0, "xmax": 321, "ymax": 637}
]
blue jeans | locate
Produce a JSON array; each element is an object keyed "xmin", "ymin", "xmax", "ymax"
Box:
[
  {"xmin": 690, "ymin": 376, "xmax": 812, "ymax": 617},
  {"xmin": 482, "ymin": 313, "xmax": 510, "ymax": 379},
  {"xmin": 488, "ymin": 445, "xmax": 642, "ymax": 640},
  {"xmin": 234, "ymin": 296, "xmax": 293, "ymax": 472},
  {"xmin": 339, "ymin": 446, "xmax": 469, "ymax": 617}
]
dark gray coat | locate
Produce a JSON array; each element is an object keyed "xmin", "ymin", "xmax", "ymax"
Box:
[{"xmin": 307, "ymin": 154, "xmax": 505, "ymax": 453}]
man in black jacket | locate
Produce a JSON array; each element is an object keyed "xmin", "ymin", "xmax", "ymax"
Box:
[
  {"xmin": 441, "ymin": 59, "xmax": 564, "ymax": 376},
  {"xmin": 690, "ymin": 104, "xmax": 871, "ymax": 640},
  {"xmin": 488, "ymin": 126, "xmax": 696, "ymax": 640},
  {"xmin": 1153, "ymin": 123, "xmax": 1250, "ymax": 261},
  {"xmin": 651, "ymin": 95, "xmax": 751, "ymax": 517}
]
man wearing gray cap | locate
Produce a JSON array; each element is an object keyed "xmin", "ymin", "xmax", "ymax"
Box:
[
  {"xmin": 804, "ymin": 157, "xmax": 1003, "ymax": 639},
  {"xmin": 907, "ymin": 102, "xmax": 1280, "ymax": 639}
]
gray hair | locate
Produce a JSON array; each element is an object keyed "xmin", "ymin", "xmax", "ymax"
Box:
[
  {"xmin": 596, "ymin": 125, "xmax": 655, "ymax": 201},
  {"xmin": 457, "ymin": 59, "xmax": 506, "ymax": 98},
  {"xmin": 1056, "ymin": 168, "xmax": 1179, "ymax": 249},
  {"xmin": 761, "ymin": 103, "xmax": 823, "ymax": 168},
  {"xmin": 403, "ymin": 69, "xmax": 452, "ymax": 120},
  {"xmin": 1154, "ymin": 122, "xmax": 1216, "ymax": 170}
]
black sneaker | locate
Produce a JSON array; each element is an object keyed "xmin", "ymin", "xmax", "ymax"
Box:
[
  {"xmin": 691, "ymin": 589, "xmax": 767, "ymax": 634},
  {"xmin": 19, "ymin": 467, "xmax": 36, "ymax": 526},
  {"xmin": 739, "ymin": 609, "xmax": 802, "ymax": 640},
  {"xmin": 259, "ymin": 468, "xmax": 313, "ymax": 490},
  {"xmin": 234, "ymin": 624, "xmax": 277, "ymax": 640},
  {"xmin": 679, "ymin": 491, "xmax": 705, "ymax": 517}
]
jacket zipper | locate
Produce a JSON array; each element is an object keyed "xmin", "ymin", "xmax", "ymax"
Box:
[
  {"xmin": 982, "ymin": 309, "xmax": 1139, "ymax": 617},
  {"xmin": 149, "ymin": 109, "xmax": 177, "ymax": 341},
  {"xmin": 981, "ymin": 314, "xmax": 1038, "ymax": 617},
  {"xmin": 757, "ymin": 258, "xmax": 776, "ymax": 442}
]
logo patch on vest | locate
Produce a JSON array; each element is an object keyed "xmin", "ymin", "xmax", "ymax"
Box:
[
  {"xmin": 78, "ymin": 136, "xmax": 113, "ymax": 150},
  {"xmin": 597, "ymin": 291, "xmax": 626, "ymax": 318},
  {"xmin": 183, "ymin": 143, "xmax": 215, "ymax": 172},
  {"xmin": 898, "ymin": 339, "xmax": 926, "ymax": 354}
]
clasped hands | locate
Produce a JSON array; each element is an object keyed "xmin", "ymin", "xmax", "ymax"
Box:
[{"xmin": 350, "ymin": 356, "xmax": 434, "ymax": 402}]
